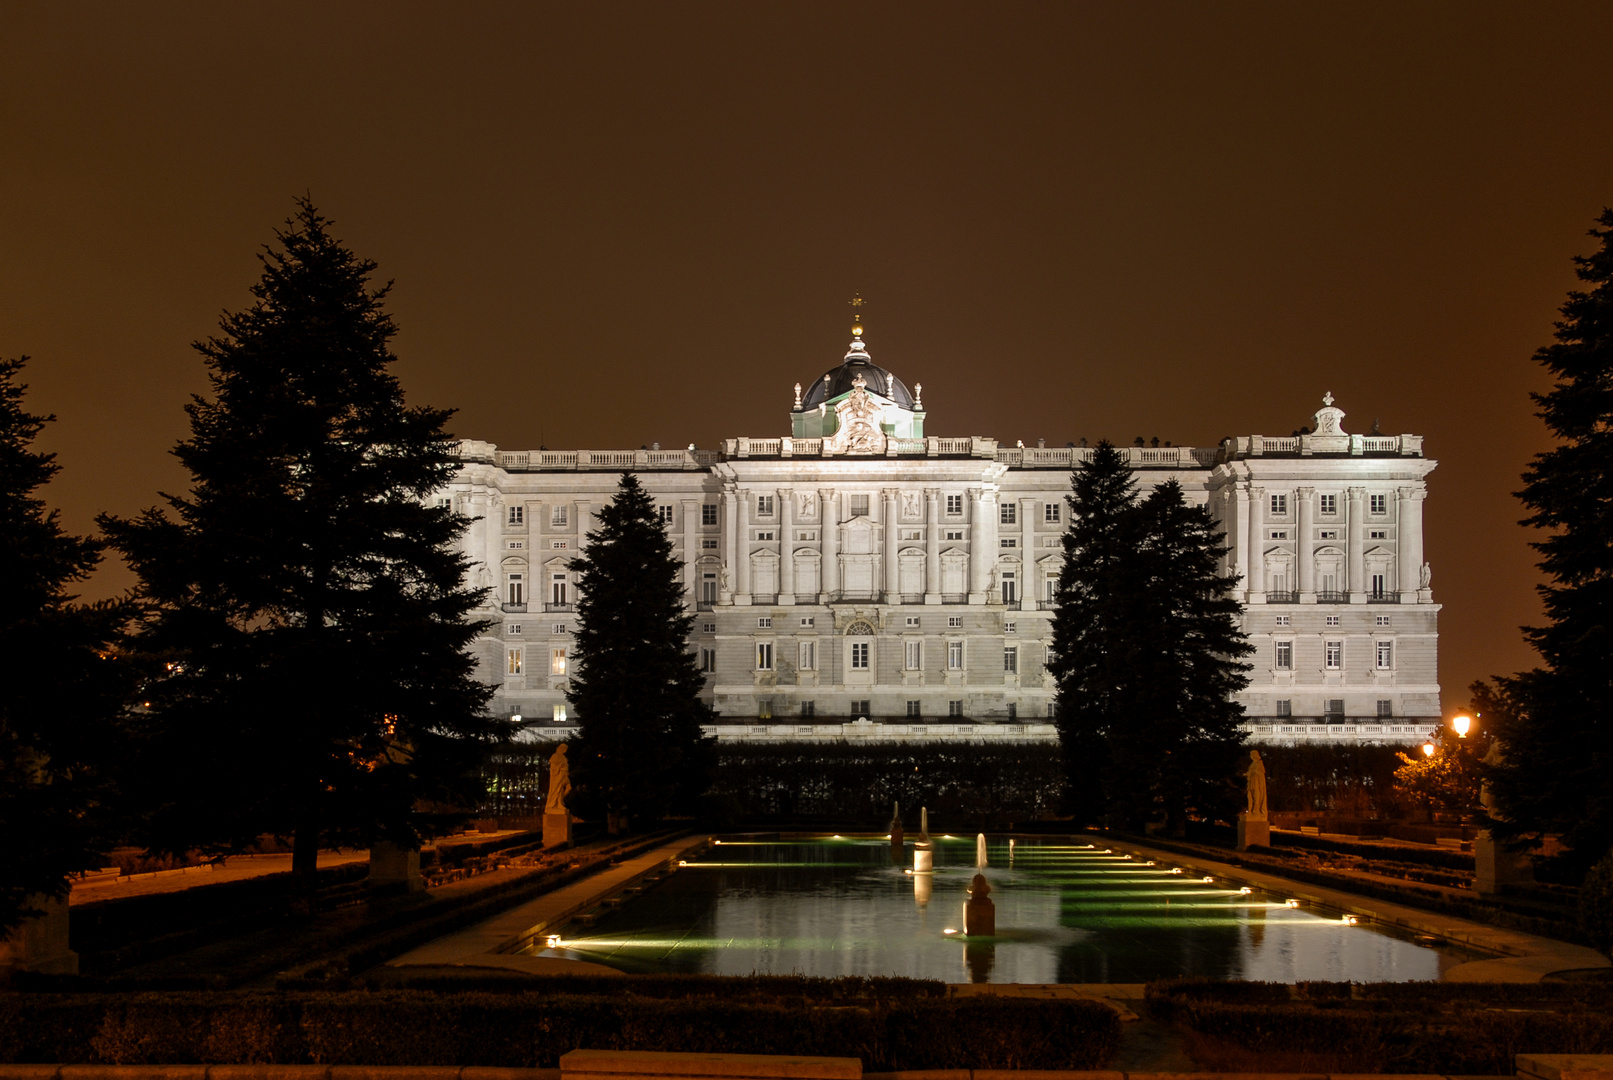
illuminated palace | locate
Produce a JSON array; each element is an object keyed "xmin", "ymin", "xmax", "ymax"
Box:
[{"xmin": 443, "ymin": 319, "xmax": 1440, "ymax": 745}]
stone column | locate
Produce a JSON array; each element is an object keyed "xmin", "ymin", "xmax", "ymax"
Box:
[
  {"xmin": 1019, "ymin": 497, "xmax": 1036, "ymax": 610},
  {"xmin": 575, "ymin": 501, "xmax": 592, "ymax": 551},
  {"xmin": 1296, "ymin": 488, "xmax": 1315, "ymax": 599},
  {"xmin": 1399, "ymin": 486, "xmax": 1426, "ymax": 600},
  {"xmin": 735, "ymin": 490, "xmax": 751, "ymax": 604},
  {"xmin": 972, "ymin": 488, "xmax": 998, "ymax": 602},
  {"xmin": 721, "ymin": 487, "xmax": 737, "ymax": 604},
  {"xmin": 883, "ymin": 489, "xmax": 900, "ymax": 602},
  {"xmin": 778, "ymin": 488, "xmax": 795, "ymax": 605},
  {"xmin": 1247, "ymin": 485, "xmax": 1265, "ymax": 598},
  {"xmin": 1348, "ymin": 486, "xmax": 1367, "ymax": 599},
  {"xmin": 967, "ymin": 489, "xmax": 985, "ymax": 603},
  {"xmin": 1232, "ymin": 484, "xmax": 1250, "ymax": 599},
  {"xmin": 681, "ymin": 499, "xmax": 700, "ymax": 604},
  {"xmin": 820, "ymin": 487, "xmax": 839, "ymax": 601},
  {"xmin": 466, "ymin": 491, "xmax": 492, "ymax": 610},
  {"xmin": 924, "ymin": 488, "xmax": 942, "ymax": 605}
]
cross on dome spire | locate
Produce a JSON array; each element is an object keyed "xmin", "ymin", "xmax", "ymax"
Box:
[{"xmin": 849, "ymin": 293, "xmax": 866, "ymax": 338}]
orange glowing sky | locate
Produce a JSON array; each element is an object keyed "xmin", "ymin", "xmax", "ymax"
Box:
[{"xmin": 5, "ymin": 2, "xmax": 1612, "ymax": 708}]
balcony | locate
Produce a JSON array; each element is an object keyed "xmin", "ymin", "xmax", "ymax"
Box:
[
  {"xmin": 1316, "ymin": 590, "xmax": 1350, "ymax": 604},
  {"xmin": 545, "ymin": 602, "xmax": 575, "ymax": 613},
  {"xmin": 1367, "ymin": 592, "xmax": 1400, "ymax": 604},
  {"xmin": 501, "ymin": 602, "xmax": 528, "ymax": 614},
  {"xmin": 1265, "ymin": 591, "xmax": 1299, "ymax": 604}
]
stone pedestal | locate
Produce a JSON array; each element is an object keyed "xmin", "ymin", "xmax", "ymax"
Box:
[
  {"xmin": 889, "ymin": 825, "xmax": 905, "ymax": 864},
  {"xmin": 0, "ymin": 894, "xmax": 78, "ymax": 975},
  {"xmin": 1237, "ymin": 813, "xmax": 1270, "ymax": 851},
  {"xmin": 963, "ymin": 874, "xmax": 995, "ymax": 937},
  {"xmin": 544, "ymin": 811, "xmax": 572, "ymax": 849},
  {"xmin": 914, "ymin": 844, "xmax": 933, "ymax": 874},
  {"xmin": 368, "ymin": 842, "xmax": 423, "ymax": 893},
  {"xmin": 1475, "ymin": 830, "xmax": 1533, "ymax": 894}
]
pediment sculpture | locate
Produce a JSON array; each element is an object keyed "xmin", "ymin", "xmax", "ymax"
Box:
[{"xmin": 824, "ymin": 374, "xmax": 888, "ymax": 455}]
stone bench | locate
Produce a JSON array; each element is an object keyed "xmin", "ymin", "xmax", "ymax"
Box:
[{"xmin": 560, "ymin": 1051, "xmax": 861, "ymax": 1080}]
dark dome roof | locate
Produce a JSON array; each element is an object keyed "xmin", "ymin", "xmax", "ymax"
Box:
[{"xmin": 799, "ymin": 340, "xmax": 915, "ymax": 410}]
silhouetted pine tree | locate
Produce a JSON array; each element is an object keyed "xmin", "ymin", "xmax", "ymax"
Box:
[
  {"xmin": 1117, "ymin": 480, "xmax": 1252, "ymax": 834},
  {"xmin": 566, "ymin": 472, "xmax": 715, "ymax": 832},
  {"xmin": 1481, "ymin": 208, "xmax": 1613, "ymax": 878},
  {"xmin": 1047, "ymin": 441, "xmax": 1141, "ymax": 825},
  {"xmin": 0, "ymin": 356, "xmax": 137, "ymax": 933},
  {"xmin": 99, "ymin": 200, "xmax": 504, "ymax": 910}
]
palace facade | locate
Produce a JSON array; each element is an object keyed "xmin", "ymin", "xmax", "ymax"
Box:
[{"xmin": 444, "ymin": 327, "xmax": 1440, "ymax": 745}]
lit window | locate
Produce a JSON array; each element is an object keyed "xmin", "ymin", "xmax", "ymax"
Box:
[
  {"xmin": 1370, "ymin": 494, "xmax": 1387, "ymax": 514},
  {"xmin": 851, "ymin": 642, "xmax": 869, "ymax": 669},
  {"xmin": 1004, "ymin": 646, "xmax": 1018, "ymax": 674},
  {"xmin": 948, "ymin": 700, "xmax": 963, "ymax": 717},
  {"xmin": 551, "ymin": 506, "xmax": 568, "ymax": 527},
  {"xmin": 850, "ymin": 494, "xmax": 870, "ymax": 517},
  {"xmin": 508, "ymin": 506, "xmax": 524, "ymax": 525},
  {"xmin": 1000, "ymin": 503, "xmax": 1016, "ymax": 525},
  {"xmin": 658, "ymin": 505, "xmax": 674, "ymax": 524},
  {"xmin": 1376, "ymin": 641, "xmax": 1393, "ymax": 669},
  {"xmin": 1326, "ymin": 640, "xmax": 1343, "ymax": 669},
  {"xmin": 702, "ymin": 504, "xmax": 718, "ymax": 526},
  {"xmin": 799, "ymin": 641, "xmax": 816, "ymax": 671},
  {"xmin": 551, "ymin": 648, "xmax": 567, "ymax": 675},
  {"xmin": 507, "ymin": 649, "xmax": 523, "ymax": 675},
  {"xmin": 1275, "ymin": 641, "xmax": 1293, "ymax": 670},
  {"xmin": 905, "ymin": 640, "xmax": 922, "ymax": 670},
  {"xmin": 946, "ymin": 494, "xmax": 963, "ymax": 515},
  {"xmin": 757, "ymin": 617, "xmax": 772, "ymax": 629},
  {"xmin": 1270, "ymin": 494, "xmax": 1288, "ymax": 516},
  {"xmin": 1045, "ymin": 503, "xmax": 1061, "ymax": 523},
  {"xmin": 947, "ymin": 640, "xmax": 964, "ymax": 670},
  {"xmin": 757, "ymin": 495, "xmax": 774, "ymax": 516},
  {"xmin": 756, "ymin": 642, "xmax": 774, "ymax": 671},
  {"xmin": 1320, "ymin": 494, "xmax": 1337, "ymax": 515},
  {"xmin": 553, "ymin": 703, "xmax": 567, "ymax": 723}
]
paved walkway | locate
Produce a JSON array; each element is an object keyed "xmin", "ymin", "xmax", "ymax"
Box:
[
  {"xmin": 1103, "ymin": 836, "xmax": 1609, "ymax": 982},
  {"xmin": 68, "ymin": 850, "xmax": 370, "ymax": 904},
  {"xmin": 388, "ymin": 834, "xmax": 710, "ymax": 975}
]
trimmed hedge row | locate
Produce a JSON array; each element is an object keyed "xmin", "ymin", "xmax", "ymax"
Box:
[
  {"xmin": 1146, "ymin": 979, "xmax": 1613, "ymax": 1074},
  {"xmin": 0, "ymin": 990, "xmax": 1120, "ymax": 1071},
  {"xmin": 354, "ymin": 972, "xmax": 950, "ymax": 1000},
  {"xmin": 1269, "ymin": 828, "xmax": 1476, "ymax": 871}
]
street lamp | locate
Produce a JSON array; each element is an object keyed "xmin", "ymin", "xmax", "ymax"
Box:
[
  {"xmin": 1451, "ymin": 714, "xmax": 1472, "ymax": 738},
  {"xmin": 1422, "ymin": 739, "xmax": 1436, "ymax": 757}
]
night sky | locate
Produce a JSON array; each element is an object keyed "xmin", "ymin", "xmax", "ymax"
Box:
[{"xmin": 6, "ymin": 3, "xmax": 1612, "ymax": 713}]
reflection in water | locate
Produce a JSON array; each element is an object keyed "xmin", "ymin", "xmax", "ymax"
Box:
[{"xmin": 527, "ymin": 838, "xmax": 1474, "ymax": 984}]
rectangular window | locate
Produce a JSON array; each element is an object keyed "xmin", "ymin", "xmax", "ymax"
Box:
[
  {"xmin": 947, "ymin": 616, "xmax": 962, "ymax": 628},
  {"xmin": 757, "ymin": 699, "xmax": 772, "ymax": 721},
  {"xmin": 1376, "ymin": 615, "xmax": 1391, "ymax": 626},
  {"xmin": 551, "ymin": 576, "xmax": 567, "ymax": 605},
  {"xmin": 1325, "ymin": 615, "xmax": 1340, "ymax": 626},
  {"xmin": 702, "ymin": 622, "xmax": 715, "ymax": 633},
  {"xmin": 551, "ymin": 622, "xmax": 565, "ymax": 634},
  {"xmin": 508, "ymin": 506, "xmax": 524, "ymax": 525},
  {"xmin": 1274, "ymin": 615, "xmax": 1290, "ymax": 626},
  {"xmin": 756, "ymin": 495, "xmax": 774, "ymax": 516},
  {"xmin": 1376, "ymin": 640, "xmax": 1393, "ymax": 669},
  {"xmin": 508, "ymin": 624, "xmax": 523, "ymax": 635},
  {"xmin": 905, "ymin": 640, "xmax": 922, "ymax": 670},
  {"xmin": 507, "ymin": 648, "xmax": 523, "ymax": 675},
  {"xmin": 1320, "ymin": 494, "xmax": 1337, "ymax": 515},
  {"xmin": 906, "ymin": 700, "xmax": 921, "ymax": 717},
  {"xmin": 551, "ymin": 540, "xmax": 568, "ymax": 549},
  {"xmin": 905, "ymin": 616, "xmax": 920, "ymax": 627},
  {"xmin": 755, "ymin": 530, "xmax": 775, "ymax": 541},
  {"xmin": 850, "ymin": 494, "xmax": 870, "ymax": 517},
  {"xmin": 800, "ymin": 616, "xmax": 815, "ymax": 627},
  {"xmin": 1326, "ymin": 698, "xmax": 1345, "ymax": 718},
  {"xmin": 1000, "ymin": 503, "xmax": 1016, "ymax": 525},
  {"xmin": 1004, "ymin": 621, "xmax": 1016, "ymax": 634},
  {"xmin": 1001, "ymin": 573, "xmax": 1018, "ymax": 605},
  {"xmin": 1276, "ymin": 699, "xmax": 1292, "ymax": 718},
  {"xmin": 699, "ymin": 647, "xmax": 716, "ymax": 673},
  {"xmin": 1370, "ymin": 493, "xmax": 1387, "ymax": 514},
  {"xmin": 1371, "ymin": 572, "xmax": 1388, "ymax": 596},
  {"xmin": 757, "ymin": 617, "xmax": 772, "ymax": 628},
  {"xmin": 946, "ymin": 494, "xmax": 963, "ymax": 515},
  {"xmin": 551, "ymin": 506, "xmax": 568, "ymax": 527},
  {"xmin": 553, "ymin": 703, "xmax": 567, "ymax": 723},
  {"xmin": 654, "ymin": 505, "xmax": 671, "ymax": 524},
  {"xmin": 1270, "ymin": 493, "xmax": 1288, "ymax": 516},
  {"xmin": 701, "ymin": 538, "xmax": 718, "ymax": 549},
  {"xmin": 507, "ymin": 575, "xmax": 524, "ymax": 606},
  {"xmin": 1370, "ymin": 529, "xmax": 1388, "ymax": 539},
  {"xmin": 1318, "ymin": 530, "xmax": 1339, "ymax": 540},
  {"xmin": 701, "ymin": 574, "xmax": 717, "ymax": 604},
  {"xmin": 948, "ymin": 700, "xmax": 963, "ymax": 717},
  {"xmin": 1377, "ymin": 699, "xmax": 1393, "ymax": 717},
  {"xmin": 550, "ymin": 647, "xmax": 567, "ymax": 676},
  {"xmin": 1004, "ymin": 646, "xmax": 1018, "ymax": 674},
  {"xmin": 1000, "ymin": 538, "xmax": 1017, "ymax": 548},
  {"xmin": 702, "ymin": 504, "xmax": 718, "ymax": 526},
  {"xmin": 508, "ymin": 540, "xmax": 525, "ymax": 550},
  {"xmin": 799, "ymin": 640, "xmax": 817, "ymax": 671},
  {"xmin": 851, "ymin": 642, "xmax": 869, "ymax": 669},
  {"xmin": 947, "ymin": 640, "xmax": 964, "ymax": 669},
  {"xmin": 1045, "ymin": 503, "xmax": 1061, "ymax": 523},
  {"xmin": 1326, "ymin": 640, "xmax": 1343, "ymax": 669},
  {"xmin": 798, "ymin": 530, "xmax": 818, "ymax": 540},
  {"xmin": 1275, "ymin": 640, "xmax": 1293, "ymax": 670},
  {"xmin": 850, "ymin": 699, "xmax": 870, "ymax": 717},
  {"xmin": 945, "ymin": 529, "xmax": 964, "ymax": 540},
  {"xmin": 1269, "ymin": 530, "xmax": 1289, "ymax": 540},
  {"xmin": 1007, "ymin": 703, "xmax": 1017, "ymax": 720},
  {"xmin": 756, "ymin": 642, "xmax": 773, "ymax": 671},
  {"xmin": 800, "ymin": 701, "xmax": 815, "ymax": 717}
]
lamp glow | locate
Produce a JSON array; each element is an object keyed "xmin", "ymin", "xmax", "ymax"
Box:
[
  {"xmin": 1452, "ymin": 715, "xmax": 1472, "ymax": 737},
  {"xmin": 1422, "ymin": 740, "xmax": 1436, "ymax": 757}
]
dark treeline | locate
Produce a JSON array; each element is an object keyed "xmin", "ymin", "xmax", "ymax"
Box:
[{"xmin": 1261, "ymin": 744, "xmax": 1408, "ymax": 817}]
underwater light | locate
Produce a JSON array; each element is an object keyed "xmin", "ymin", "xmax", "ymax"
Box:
[
  {"xmin": 1170, "ymin": 868, "xmax": 1183, "ymax": 875},
  {"xmin": 1342, "ymin": 915, "xmax": 1359, "ymax": 925},
  {"xmin": 1239, "ymin": 887, "xmax": 1253, "ymax": 895},
  {"xmin": 904, "ymin": 869, "xmax": 914, "ymax": 876},
  {"xmin": 943, "ymin": 928, "xmax": 958, "ymax": 935},
  {"xmin": 1286, "ymin": 899, "xmax": 1301, "ymax": 907},
  {"xmin": 544, "ymin": 934, "xmax": 562, "ymax": 948},
  {"xmin": 679, "ymin": 860, "xmax": 688, "ymax": 866},
  {"xmin": 1145, "ymin": 860, "xmax": 1155, "ymax": 866},
  {"xmin": 1203, "ymin": 876, "xmax": 1215, "ymax": 883}
]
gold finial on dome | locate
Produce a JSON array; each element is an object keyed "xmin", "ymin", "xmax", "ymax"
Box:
[{"xmin": 849, "ymin": 293, "xmax": 866, "ymax": 338}]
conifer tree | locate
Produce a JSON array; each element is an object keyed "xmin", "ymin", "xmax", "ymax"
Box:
[
  {"xmin": 1, "ymin": 357, "xmax": 135, "ymax": 933},
  {"xmin": 1048, "ymin": 442, "xmax": 1141, "ymax": 824},
  {"xmin": 100, "ymin": 200, "xmax": 504, "ymax": 909},
  {"xmin": 566, "ymin": 472, "xmax": 714, "ymax": 832},
  {"xmin": 1482, "ymin": 207, "xmax": 1613, "ymax": 876}
]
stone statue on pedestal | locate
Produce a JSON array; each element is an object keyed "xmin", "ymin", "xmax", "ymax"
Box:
[
  {"xmin": 1244, "ymin": 750, "xmax": 1267, "ymax": 818},
  {"xmin": 543, "ymin": 743, "xmax": 573, "ymax": 848}
]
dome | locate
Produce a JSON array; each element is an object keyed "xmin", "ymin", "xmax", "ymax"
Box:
[{"xmin": 799, "ymin": 339, "xmax": 915, "ymax": 411}]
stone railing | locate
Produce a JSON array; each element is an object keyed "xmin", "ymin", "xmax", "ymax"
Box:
[
  {"xmin": 1231, "ymin": 433, "xmax": 1424, "ymax": 458},
  {"xmin": 454, "ymin": 443, "xmax": 721, "ymax": 471}
]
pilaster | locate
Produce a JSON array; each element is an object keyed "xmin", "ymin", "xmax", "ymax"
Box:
[
  {"xmin": 779, "ymin": 487, "xmax": 796, "ymax": 605},
  {"xmin": 924, "ymin": 488, "xmax": 942, "ymax": 605}
]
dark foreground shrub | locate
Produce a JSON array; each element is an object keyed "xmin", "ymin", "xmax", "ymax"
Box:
[
  {"xmin": 0, "ymin": 989, "xmax": 1119, "ymax": 1070},
  {"xmin": 1578, "ymin": 847, "xmax": 1613, "ymax": 959}
]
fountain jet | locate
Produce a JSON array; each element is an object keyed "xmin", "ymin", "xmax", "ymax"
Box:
[
  {"xmin": 914, "ymin": 806, "xmax": 934, "ymax": 874},
  {"xmin": 976, "ymin": 833, "xmax": 988, "ymax": 868}
]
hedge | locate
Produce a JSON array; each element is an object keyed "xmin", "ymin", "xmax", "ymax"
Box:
[
  {"xmin": 0, "ymin": 990, "xmax": 1120, "ymax": 1071},
  {"xmin": 1146, "ymin": 979, "xmax": 1613, "ymax": 1074}
]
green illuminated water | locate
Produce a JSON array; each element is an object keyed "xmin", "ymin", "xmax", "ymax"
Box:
[{"xmin": 528, "ymin": 837, "xmax": 1474, "ymax": 983}]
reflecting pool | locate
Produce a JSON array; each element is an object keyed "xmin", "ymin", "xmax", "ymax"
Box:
[{"xmin": 526, "ymin": 837, "xmax": 1477, "ymax": 983}]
